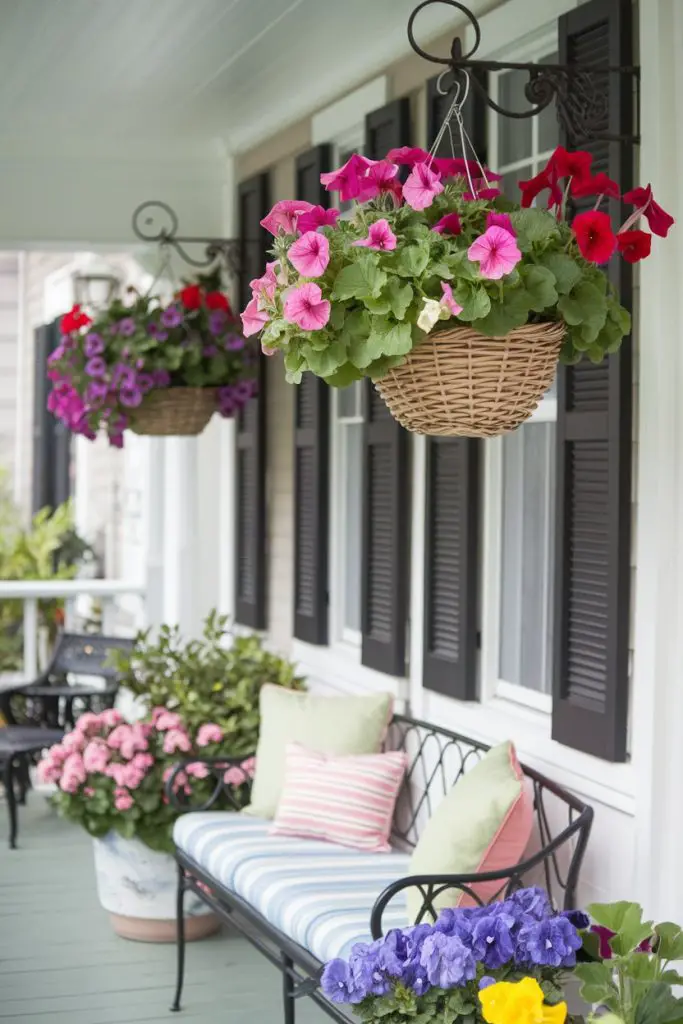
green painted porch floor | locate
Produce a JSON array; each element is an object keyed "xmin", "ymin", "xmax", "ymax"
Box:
[{"xmin": 0, "ymin": 796, "xmax": 330, "ymax": 1024}]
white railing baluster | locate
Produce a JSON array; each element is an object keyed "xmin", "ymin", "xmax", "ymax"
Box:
[{"xmin": 23, "ymin": 598, "xmax": 38, "ymax": 681}]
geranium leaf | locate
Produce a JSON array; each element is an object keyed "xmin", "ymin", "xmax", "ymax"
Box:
[
  {"xmin": 574, "ymin": 962, "xmax": 619, "ymax": 1008},
  {"xmin": 635, "ymin": 983, "xmax": 683, "ymax": 1024},
  {"xmin": 301, "ymin": 338, "xmax": 348, "ymax": 377},
  {"xmin": 393, "ymin": 241, "xmax": 430, "ymax": 278},
  {"xmin": 331, "ymin": 257, "xmax": 387, "ymax": 300},
  {"xmin": 323, "ymin": 362, "xmax": 364, "ymax": 387},
  {"xmin": 509, "ymin": 208, "xmax": 561, "ymax": 247},
  {"xmin": 453, "ymin": 283, "xmax": 491, "ymax": 321},
  {"xmin": 539, "ymin": 252, "xmax": 583, "ymax": 295},
  {"xmin": 386, "ymin": 279, "xmax": 414, "ymax": 320},
  {"xmin": 558, "ymin": 281, "xmax": 607, "ymax": 332},
  {"xmin": 476, "ymin": 289, "xmax": 531, "ymax": 336},
  {"xmin": 522, "ymin": 265, "xmax": 559, "ymax": 312},
  {"xmin": 350, "ymin": 318, "xmax": 412, "ymax": 368},
  {"xmin": 587, "ymin": 902, "xmax": 654, "ymax": 955},
  {"xmin": 364, "ymin": 295, "xmax": 392, "ymax": 315},
  {"xmin": 655, "ymin": 923, "xmax": 683, "ymax": 962}
]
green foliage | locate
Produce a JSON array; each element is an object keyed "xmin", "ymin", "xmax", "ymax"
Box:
[
  {"xmin": 575, "ymin": 902, "xmax": 683, "ymax": 1024},
  {"xmin": 258, "ymin": 176, "xmax": 633, "ymax": 386},
  {"xmin": 110, "ymin": 610, "xmax": 305, "ymax": 755},
  {"xmin": 0, "ymin": 478, "xmax": 94, "ymax": 672}
]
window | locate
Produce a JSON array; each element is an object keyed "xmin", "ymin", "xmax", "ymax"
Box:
[
  {"xmin": 330, "ymin": 382, "xmax": 364, "ymax": 646},
  {"xmin": 485, "ymin": 41, "xmax": 559, "ymax": 710}
]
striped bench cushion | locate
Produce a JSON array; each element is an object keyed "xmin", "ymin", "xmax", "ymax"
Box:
[{"xmin": 173, "ymin": 812, "xmax": 410, "ymax": 962}]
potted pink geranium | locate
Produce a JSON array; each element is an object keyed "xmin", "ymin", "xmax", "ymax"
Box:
[{"xmin": 39, "ymin": 707, "xmax": 255, "ymax": 942}]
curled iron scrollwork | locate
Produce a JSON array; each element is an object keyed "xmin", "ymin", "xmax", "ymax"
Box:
[
  {"xmin": 131, "ymin": 200, "xmax": 241, "ymax": 277},
  {"xmin": 407, "ymin": 0, "xmax": 639, "ymax": 145}
]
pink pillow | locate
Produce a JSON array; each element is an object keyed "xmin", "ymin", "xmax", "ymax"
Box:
[{"xmin": 271, "ymin": 743, "xmax": 408, "ymax": 852}]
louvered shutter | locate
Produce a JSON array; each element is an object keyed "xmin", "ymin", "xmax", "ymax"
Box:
[
  {"xmin": 422, "ymin": 80, "xmax": 486, "ymax": 698},
  {"xmin": 293, "ymin": 146, "xmax": 331, "ymax": 644},
  {"xmin": 34, "ymin": 319, "xmax": 71, "ymax": 514},
  {"xmin": 427, "ymin": 70, "xmax": 488, "ymax": 163},
  {"xmin": 552, "ymin": 0, "xmax": 634, "ymax": 760},
  {"xmin": 235, "ymin": 173, "xmax": 270, "ymax": 629},
  {"xmin": 360, "ymin": 99, "xmax": 411, "ymax": 676}
]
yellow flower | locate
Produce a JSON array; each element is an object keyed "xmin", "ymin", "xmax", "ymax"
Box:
[{"xmin": 479, "ymin": 977, "xmax": 567, "ymax": 1024}]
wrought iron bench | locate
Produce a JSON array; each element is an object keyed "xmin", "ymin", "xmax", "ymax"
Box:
[{"xmin": 168, "ymin": 714, "xmax": 593, "ymax": 1023}]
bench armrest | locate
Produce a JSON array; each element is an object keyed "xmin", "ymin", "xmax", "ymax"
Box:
[{"xmin": 166, "ymin": 754, "xmax": 256, "ymax": 813}]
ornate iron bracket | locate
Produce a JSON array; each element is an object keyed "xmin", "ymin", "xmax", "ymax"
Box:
[
  {"xmin": 131, "ymin": 201, "xmax": 240, "ymax": 277},
  {"xmin": 408, "ymin": 0, "xmax": 640, "ymax": 146}
]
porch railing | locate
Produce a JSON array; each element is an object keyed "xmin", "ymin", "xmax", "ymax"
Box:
[{"xmin": 0, "ymin": 580, "xmax": 146, "ymax": 682}]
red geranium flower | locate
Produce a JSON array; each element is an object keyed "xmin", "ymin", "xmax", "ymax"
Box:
[
  {"xmin": 518, "ymin": 167, "xmax": 562, "ymax": 209},
  {"xmin": 550, "ymin": 146, "xmax": 593, "ymax": 182},
  {"xmin": 572, "ymin": 210, "xmax": 617, "ymax": 263},
  {"xmin": 616, "ymin": 229, "xmax": 652, "ymax": 263},
  {"xmin": 571, "ymin": 172, "xmax": 620, "ymax": 200},
  {"xmin": 623, "ymin": 184, "xmax": 675, "ymax": 238},
  {"xmin": 206, "ymin": 291, "xmax": 231, "ymax": 313},
  {"xmin": 179, "ymin": 284, "xmax": 203, "ymax": 310},
  {"xmin": 60, "ymin": 304, "xmax": 92, "ymax": 334}
]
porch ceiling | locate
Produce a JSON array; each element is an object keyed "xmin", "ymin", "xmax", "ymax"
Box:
[{"xmin": 0, "ymin": 0, "xmax": 491, "ymax": 155}]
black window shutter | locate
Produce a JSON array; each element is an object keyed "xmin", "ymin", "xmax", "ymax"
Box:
[
  {"xmin": 235, "ymin": 173, "xmax": 270, "ymax": 629},
  {"xmin": 422, "ymin": 80, "xmax": 486, "ymax": 699},
  {"xmin": 427, "ymin": 70, "xmax": 488, "ymax": 162},
  {"xmin": 293, "ymin": 146, "xmax": 331, "ymax": 644},
  {"xmin": 360, "ymin": 99, "xmax": 411, "ymax": 676},
  {"xmin": 34, "ymin": 319, "xmax": 71, "ymax": 515},
  {"xmin": 552, "ymin": 0, "xmax": 634, "ymax": 761}
]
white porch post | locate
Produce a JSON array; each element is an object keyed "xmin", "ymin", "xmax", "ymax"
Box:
[
  {"xmin": 218, "ymin": 417, "xmax": 237, "ymax": 620},
  {"xmin": 142, "ymin": 438, "xmax": 165, "ymax": 633},
  {"xmin": 630, "ymin": 0, "xmax": 683, "ymax": 923},
  {"xmin": 163, "ymin": 437, "xmax": 201, "ymax": 637}
]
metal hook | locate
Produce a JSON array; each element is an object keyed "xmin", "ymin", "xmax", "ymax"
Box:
[{"xmin": 407, "ymin": 0, "xmax": 481, "ymax": 66}]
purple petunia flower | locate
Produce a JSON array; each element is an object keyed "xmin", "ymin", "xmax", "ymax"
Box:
[
  {"xmin": 119, "ymin": 387, "xmax": 143, "ymax": 408},
  {"xmin": 225, "ymin": 334, "xmax": 246, "ymax": 351},
  {"xmin": 152, "ymin": 369, "xmax": 171, "ymax": 388},
  {"xmin": 112, "ymin": 364, "xmax": 136, "ymax": 390},
  {"xmin": 85, "ymin": 356, "xmax": 106, "ymax": 378},
  {"xmin": 147, "ymin": 322, "xmax": 170, "ymax": 341},
  {"xmin": 136, "ymin": 373, "xmax": 154, "ymax": 394},
  {"xmin": 84, "ymin": 333, "xmax": 104, "ymax": 357},
  {"xmin": 419, "ymin": 932, "xmax": 476, "ymax": 989},
  {"xmin": 161, "ymin": 305, "xmax": 182, "ymax": 328},
  {"xmin": 471, "ymin": 913, "xmax": 516, "ymax": 969},
  {"xmin": 209, "ymin": 310, "xmax": 228, "ymax": 335},
  {"xmin": 118, "ymin": 317, "xmax": 136, "ymax": 337},
  {"xmin": 86, "ymin": 381, "xmax": 109, "ymax": 405},
  {"xmin": 109, "ymin": 431, "xmax": 124, "ymax": 449},
  {"xmin": 203, "ymin": 345, "xmax": 219, "ymax": 358},
  {"xmin": 517, "ymin": 916, "xmax": 582, "ymax": 968}
]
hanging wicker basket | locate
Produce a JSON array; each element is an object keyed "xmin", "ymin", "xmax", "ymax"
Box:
[
  {"xmin": 372, "ymin": 321, "xmax": 565, "ymax": 438},
  {"xmin": 128, "ymin": 387, "xmax": 218, "ymax": 437}
]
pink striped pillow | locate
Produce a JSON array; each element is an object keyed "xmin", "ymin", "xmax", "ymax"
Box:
[{"xmin": 270, "ymin": 743, "xmax": 408, "ymax": 852}]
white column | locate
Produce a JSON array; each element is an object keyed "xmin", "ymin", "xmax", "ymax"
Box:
[
  {"xmin": 218, "ymin": 417, "xmax": 237, "ymax": 620},
  {"xmin": 163, "ymin": 437, "xmax": 201, "ymax": 638},
  {"xmin": 630, "ymin": 0, "xmax": 683, "ymax": 923},
  {"xmin": 142, "ymin": 438, "xmax": 166, "ymax": 634}
]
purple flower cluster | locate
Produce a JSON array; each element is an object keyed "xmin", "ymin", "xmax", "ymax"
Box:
[
  {"xmin": 218, "ymin": 379, "xmax": 258, "ymax": 418},
  {"xmin": 320, "ymin": 887, "xmax": 583, "ymax": 1006}
]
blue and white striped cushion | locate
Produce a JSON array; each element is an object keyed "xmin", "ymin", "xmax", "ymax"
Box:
[{"xmin": 173, "ymin": 812, "xmax": 410, "ymax": 962}]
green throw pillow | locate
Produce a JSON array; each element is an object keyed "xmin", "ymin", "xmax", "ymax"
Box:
[
  {"xmin": 243, "ymin": 685, "xmax": 393, "ymax": 819},
  {"xmin": 406, "ymin": 740, "xmax": 533, "ymax": 922}
]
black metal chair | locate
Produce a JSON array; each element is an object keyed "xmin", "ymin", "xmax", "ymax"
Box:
[{"xmin": 0, "ymin": 632, "xmax": 134, "ymax": 848}]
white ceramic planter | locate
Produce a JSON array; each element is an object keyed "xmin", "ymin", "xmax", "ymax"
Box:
[{"xmin": 93, "ymin": 832, "xmax": 219, "ymax": 942}]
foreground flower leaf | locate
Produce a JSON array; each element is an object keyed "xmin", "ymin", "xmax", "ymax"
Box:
[{"xmin": 331, "ymin": 257, "xmax": 388, "ymax": 301}]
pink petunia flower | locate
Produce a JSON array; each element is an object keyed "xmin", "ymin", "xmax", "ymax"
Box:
[
  {"xmin": 403, "ymin": 162, "xmax": 444, "ymax": 211},
  {"xmin": 467, "ymin": 226, "xmax": 522, "ymax": 280},
  {"xmin": 62, "ymin": 731, "xmax": 86, "ymax": 753},
  {"xmin": 440, "ymin": 281, "xmax": 464, "ymax": 316},
  {"xmin": 241, "ymin": 297, "xmax": 270, "ymax": 338},
  {"xmin": 283, "ymin": 283, "xmax": 331, "ymax": 332},
  {"xmin": 297, "ymin": 206, "xmax": 340, "ymax": 234},
  {"xmin": 357, "ymin": 160, "xmax": 401, "ymax": 202},
  {"xmin": 486, "ymin": 212, "xmax": 515, "ymax": 234},
  {"xmin": 287, "ymin": 231, "xmax": 330, "ymax": 277},
  {"xmin": 320, "ymin": 154, "xmax": 373, "ymax": 202},
  {"xmin": 121, "ymin": 764, "xmax": 146, "ymax": 790},
  {"xmin": 38, "ymin": 756, "xmax": 62, "ymax": 785},
  {"xmin": 352, "ymin": 218, "xmax": 397, "ymax": 251},
  {"xmin": 186, "ymin": 761, "xmax": 210, "ymax": 779},
  {"xmin": 163, "ymin": 728, "xmax": 193, "ymax": 755},
  {"xmin": 100, "ymin": 709, "xmax": 123, "ymax": 729},
  {"xmin": 74, "ymin": 712, "xmax": 102, "ymax": 737},
  {"xmin": 114, "ymin": 787, "xmax": 134, "ymax": 812},
  {"xmin": 386, "ymin": 146, "xmax": 430, "ymax": 167},
  {"xmin": 464, "ymin": 187, "xmax": 502, "ymax": 201},
  {"xmin": 260, "ymin": 200, "xmax": 314, "ymax": 236},
  {"xmin": 434, "ymin": 157, "xmax": 502, "ymax": 182},
  {"xmin": 132, "ymin": 752, "xmax": 154, "ymax": 772},
  {"xmin": 432, "ymin": 213, "xmax": 462, "ymax": 236},
  {"xmin": 105, "ymin": 762, "xmax": 128, "ymax": 787},
  {"xmin": 250, "ymin": 261, "xmax": 278, "ymax": 309},
  {"xmin": 197, "ymin": 723, "xmax": 223, "ymax": 747}
]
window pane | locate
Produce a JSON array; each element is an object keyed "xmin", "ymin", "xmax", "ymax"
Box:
[
  {"xmin": 343, "ymin": 423, "xmax": 363, "ymax": 632},
  {"xmin": 499, "ymin": 422, "xmax": 556, "ymax": 692},
  {"xmin": 502, "ymin": 165, "xmax": 532, "ymax": 202},
  {"xmin": 537, "ymin": 53, "xmax": 559, "ymax": 153},
  {"xmin": 338, "ymin": 380, "xmax": 361, "ymax": 419},
  {"xmin": 498, "ymin": 70, "xmax": 532, "ymax": 164}
]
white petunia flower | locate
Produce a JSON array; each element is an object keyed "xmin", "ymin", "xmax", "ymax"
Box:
[{"xmin": 417, "ymin": 298, "xmax": 443, "ymax": 334}]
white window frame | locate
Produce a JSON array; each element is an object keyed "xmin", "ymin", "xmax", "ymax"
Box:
[
  {"xmin": 480, "ymin": 29, "xmax": 559, "ymax": 714},
  {"xmin": 329, "ymin": 383, "xmax": 364, "ymax": 650}
]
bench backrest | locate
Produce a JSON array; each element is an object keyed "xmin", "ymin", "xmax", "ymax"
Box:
[{"xmin": 385, "ymin": 714, "xmax": 593, "ymax": 909}]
